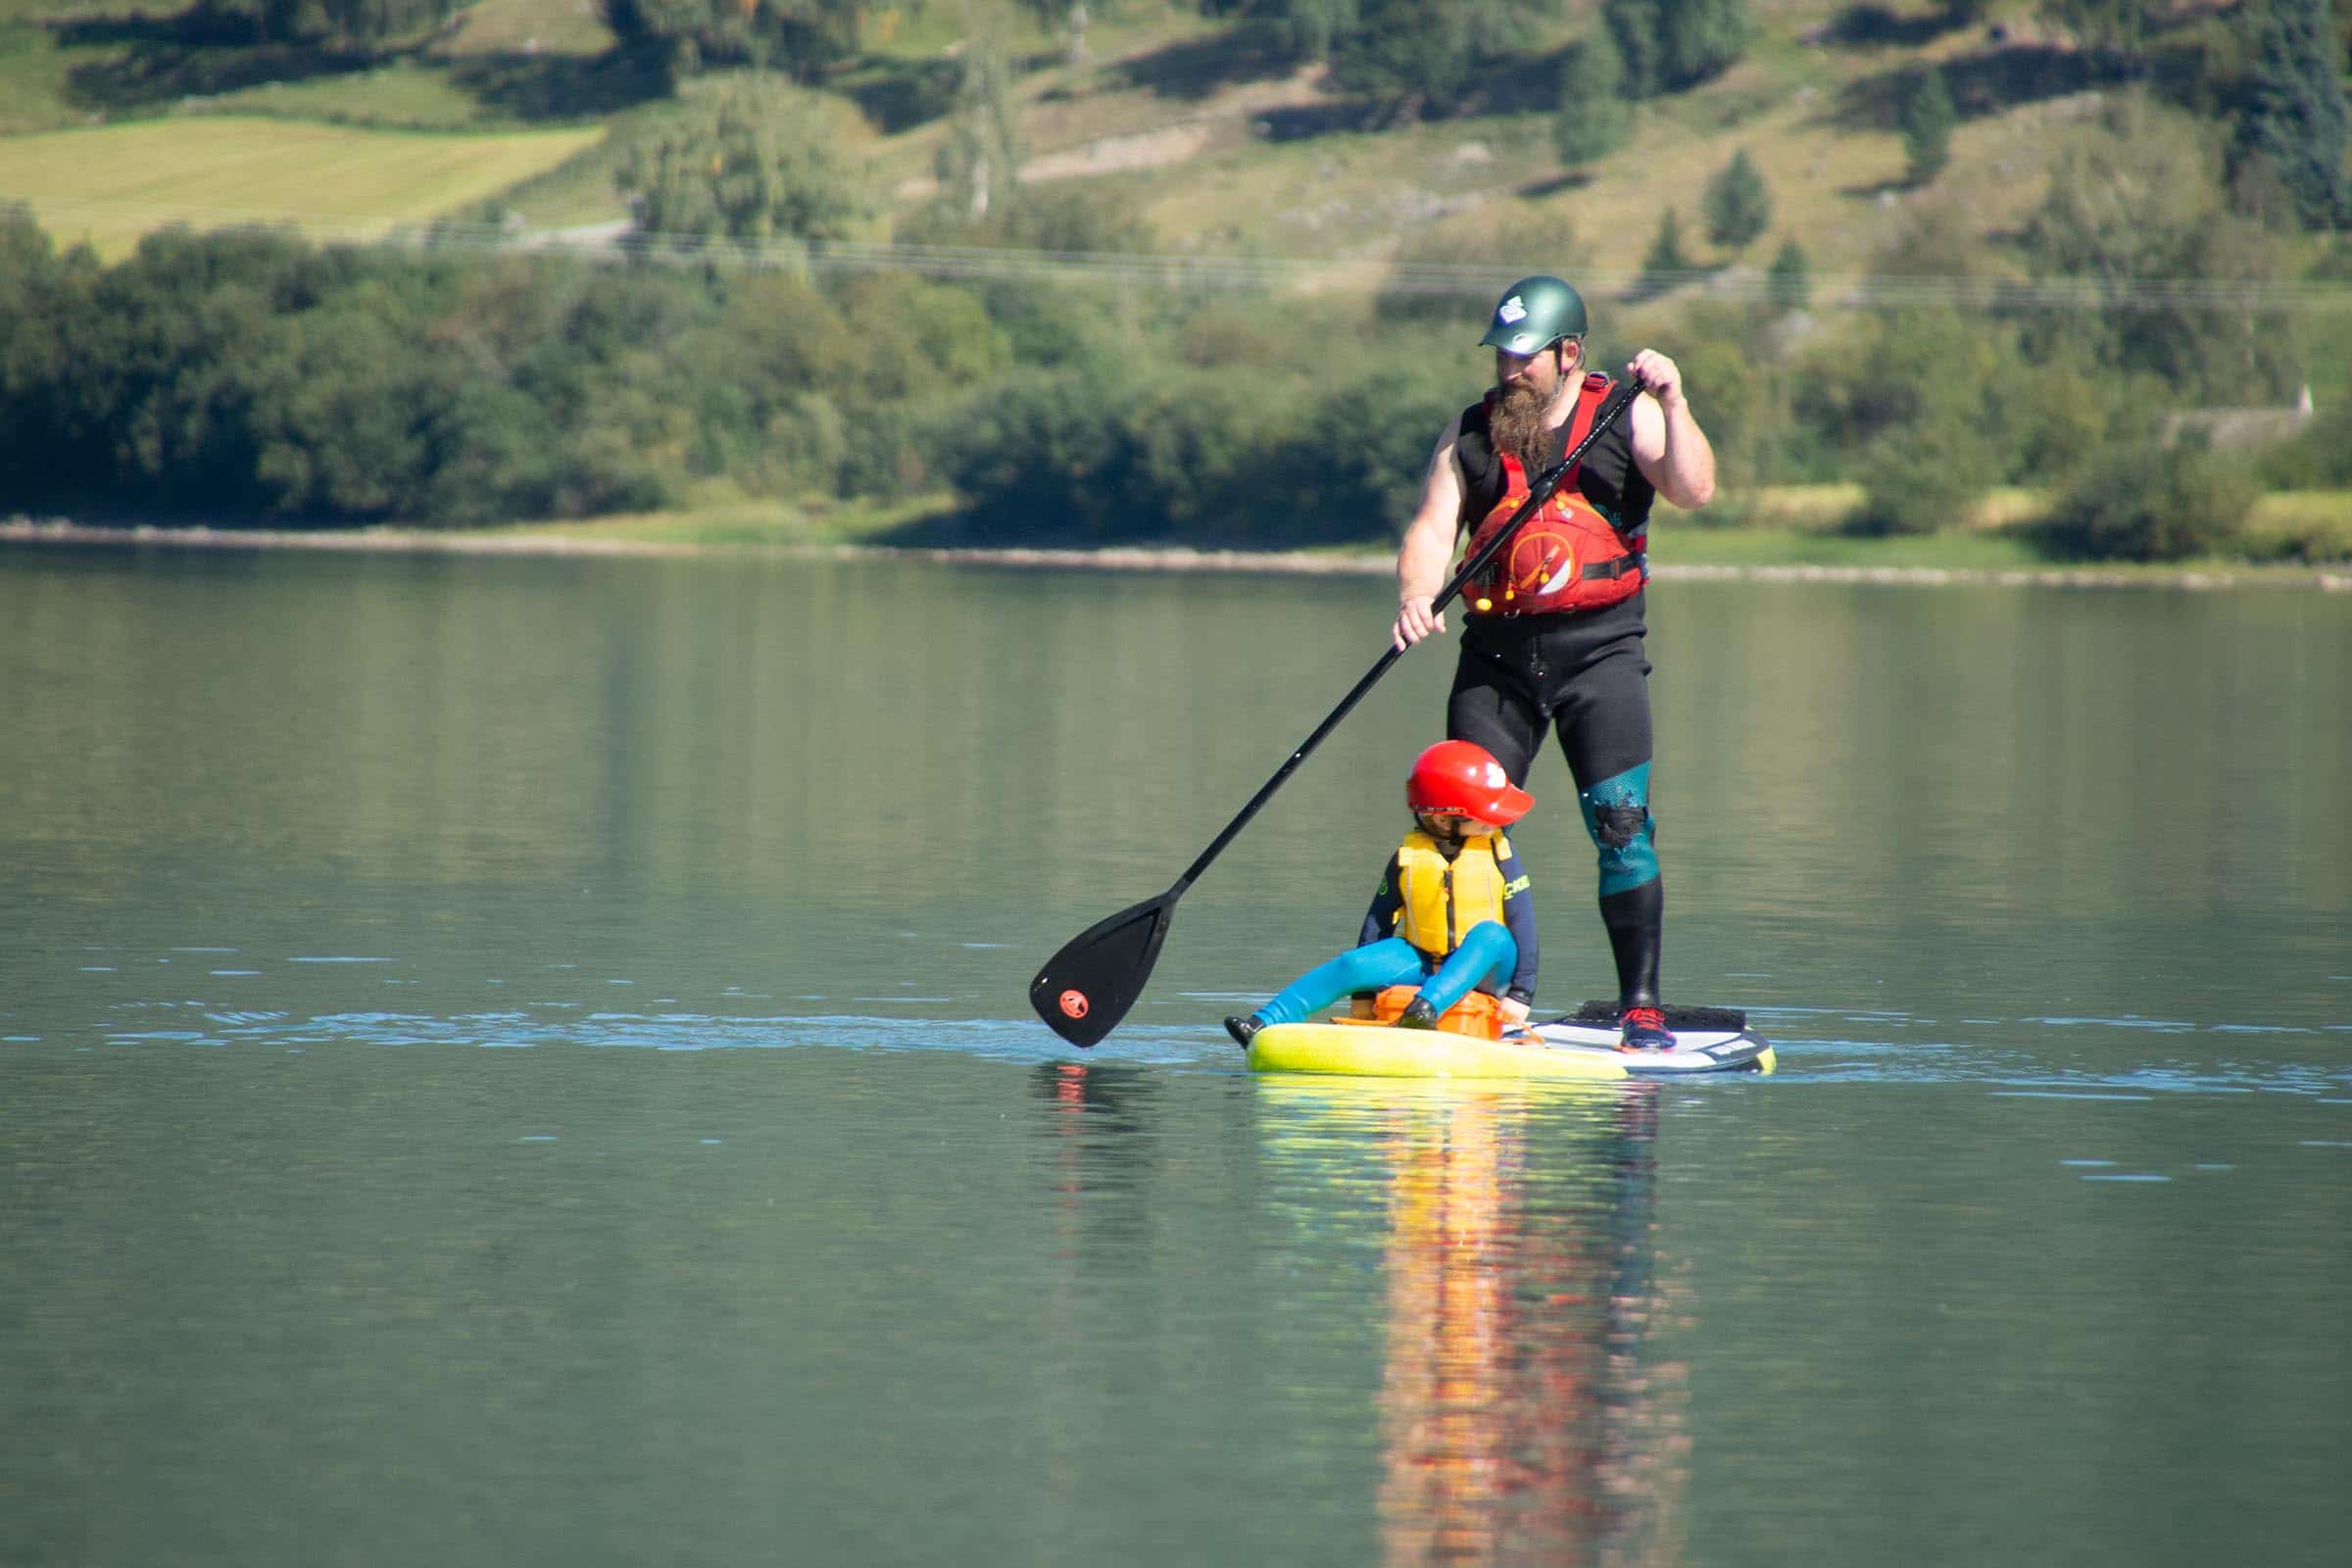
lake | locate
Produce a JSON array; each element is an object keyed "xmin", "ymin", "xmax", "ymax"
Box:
[{"xmin": 2, "ymin": 543, "xmax": 2347, "ymax": 1567}]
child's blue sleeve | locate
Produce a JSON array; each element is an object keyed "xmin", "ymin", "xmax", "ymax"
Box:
[
  {"xmin": 1359, "ymin": 853, "xmax": 1403, "ymax": 948},
  {"xmin": 1496, "ymin": 835, "xmax": 1539, "ymax": 1004}
]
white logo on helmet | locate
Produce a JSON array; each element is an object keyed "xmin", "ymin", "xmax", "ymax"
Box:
[
  {"xmin": 1483, "ymin": 762, "xmax": 1506, "ymax": 788},
  {"xmin": 1495, "ymin": 295, "xmax": 1528, "ymax": 325}
]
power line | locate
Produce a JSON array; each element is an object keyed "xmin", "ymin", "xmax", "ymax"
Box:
[{"xmin": 18, "ymin": 195, "xmax": 2352, "ymax": 312}]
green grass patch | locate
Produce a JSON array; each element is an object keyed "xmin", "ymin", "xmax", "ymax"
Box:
[
  {"xmin": 486, "ymin": 492, "xmax": 964, "ymax": 549},
  {"xmin": 479, "ymin": 487, "xmax": 2352, "ymax": 571},
  {"xmin": 0, "ymin": 115, "xmax": 602, "ymax": 255},
  {"xmin": 1657, "ymin": 524, "xmax": 2050, "ymax": 571},
  {"xmin": 186, "ymin": 58, "xmax": 509, "ymax": 130}
]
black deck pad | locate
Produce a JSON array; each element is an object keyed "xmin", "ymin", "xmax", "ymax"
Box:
[{"xmin": 1558, "ymin": 1000, "xmax": 1748, "ymax": 1032}]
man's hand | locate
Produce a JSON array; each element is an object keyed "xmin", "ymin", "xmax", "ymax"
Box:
[
  {"xmin": 1627, "ymin": 348, "xmax": 1686, "ymax": 411},
  {"xmin": 1499, "ymin": 996, "xmax": 1531, "ymax": 1026},
  {"xmin": 1392, "ymin": 594, "xmax": 1446, "ymax": 651},
  {"xmin": 1627, "ymin": 348, "xmax": 1716, "ymax": 508}
]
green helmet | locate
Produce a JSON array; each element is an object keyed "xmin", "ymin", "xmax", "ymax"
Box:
[{"xmin": 1478, "ymin": 275, "xmax": 1589, "ymax": 356}]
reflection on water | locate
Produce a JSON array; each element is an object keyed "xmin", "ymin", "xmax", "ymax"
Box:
[{"xmin": 1253, "ymin": 1080, "xmax": 1687, "ymax": 1568}]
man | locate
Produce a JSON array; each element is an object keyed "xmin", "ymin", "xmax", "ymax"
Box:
[{"xmin": 1389, "ymin": 275, "xmax": 1716, "ymax": 1051}]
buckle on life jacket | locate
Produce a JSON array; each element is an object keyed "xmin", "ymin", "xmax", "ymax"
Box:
[{"xmin": 1475, "ymin": 551, "xmax": 1646, "ymax": 615}]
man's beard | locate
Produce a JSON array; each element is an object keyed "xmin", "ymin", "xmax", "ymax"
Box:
[{"xmin": 1490, "ymin": 383, "xmax": 1552, "ymax": 468}]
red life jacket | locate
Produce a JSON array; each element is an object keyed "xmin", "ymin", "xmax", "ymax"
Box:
[{"xmin": 1463, "ymin": 373, "xmax": 1646, "ymax": 617}]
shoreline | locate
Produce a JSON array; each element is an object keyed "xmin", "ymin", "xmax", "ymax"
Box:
[{"xmin": 6, "ymin": 517, "xmax": 2349, "ymax": 593}]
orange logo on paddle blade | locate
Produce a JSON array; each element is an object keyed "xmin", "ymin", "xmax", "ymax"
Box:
[{"xmin": 1058, "ymin": 990, "xmax": 1090, "ymax": 1019}]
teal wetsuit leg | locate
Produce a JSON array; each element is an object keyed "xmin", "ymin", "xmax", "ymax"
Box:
[
  {"xmin": 1578, "ymin": 760, "xmax": 1663, "ymax": 1005},
  {"xmin": 1414, "ymin": 920, "xmax": 1517, "ymax": 1016},
  {"xmin": 1578, "ymin": 760, "xmax": 1658, "ymax": 895},
  {"xmin": 1255, "ymin": 937, "xmax": 1426, "ymax": 1028}
]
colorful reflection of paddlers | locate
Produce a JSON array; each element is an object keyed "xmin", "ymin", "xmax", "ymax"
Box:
[
  {"xmin": 1225, "ymin": 741, "xmax": 1541, "ymax": 1050},
  {"xmin": 1384, "ymin": 1088, "xmax": 1688, "ymax": 1567}
]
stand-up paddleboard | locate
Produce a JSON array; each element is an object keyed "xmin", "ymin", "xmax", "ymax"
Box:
[{"xmin": 1246, "ymin": 1001, "xmax": 1773, "ymax": 1080}]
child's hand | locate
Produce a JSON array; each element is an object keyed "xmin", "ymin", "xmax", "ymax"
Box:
[{"xmin": 1499, "ymin": 997, "xmax": 1530, "ymax": 1026}]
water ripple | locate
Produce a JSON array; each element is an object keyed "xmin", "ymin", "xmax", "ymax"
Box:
[{"xmin": 31, "ymin": 985, "xmax": 2352, "ymax": 1096}]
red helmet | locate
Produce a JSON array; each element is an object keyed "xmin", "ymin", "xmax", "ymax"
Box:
[{"xmin": 1405, "ymin": 740, "xmax": 1533, "ymax": 825}]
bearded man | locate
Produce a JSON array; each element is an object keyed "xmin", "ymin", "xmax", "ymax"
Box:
[{"xmin": 1388, "ymin": 275, "xmax": 1718, "ymax": 1052}]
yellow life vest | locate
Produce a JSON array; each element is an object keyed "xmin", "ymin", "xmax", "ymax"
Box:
[{"xmin": 1394, "ymin": 830, "xmax": 1509, "ymax": 956}]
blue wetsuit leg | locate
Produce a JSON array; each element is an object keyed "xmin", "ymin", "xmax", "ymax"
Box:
[
  {"xmin": 1415, "ymin": 920, "xmax": 1517, "ymax": 1016},
  {"xmin": 1256, "ymin": 937, "xmax": 1427, "ymax": 1028}
]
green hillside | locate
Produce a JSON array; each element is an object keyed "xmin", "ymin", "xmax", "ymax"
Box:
[
  {"xmin": 0, "ymin": 0, "xmax": 2328, "ymax": 275},
  {"xmin": 2, "ymin": 0, "xmax": 2348, "ymax": 563}
]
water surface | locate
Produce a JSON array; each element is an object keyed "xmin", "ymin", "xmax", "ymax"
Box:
[{"xmin": 3, "ymin": 547, "xmax": 2347, "ymax": 1565}]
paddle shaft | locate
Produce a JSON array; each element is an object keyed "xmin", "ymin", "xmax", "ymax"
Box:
[{"xmin": 1168, "ymin": 379, "xmax": 1644, "ymax": 900}]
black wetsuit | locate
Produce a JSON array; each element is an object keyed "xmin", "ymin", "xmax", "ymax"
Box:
[{"xmin": 1446, "ymin": 395, "xmax": 1665, "ymax": 1009}]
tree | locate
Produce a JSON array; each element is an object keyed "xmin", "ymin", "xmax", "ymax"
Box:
[
  {"xmin": 621, "ymin": 79, "xmax": 865, "ymax": 244},
  {"xmin": 2240, "ymin": 0, "xmax": 2352, "ymax": 228},
  {"xmin": 1555, "ymin": 28, "xmax": 1628, "ymax": 167},
  {"xmin": 934, "ymin": 18, "xmax": 1024, "ymax": 220},
  {"xmin": 601, "ymin": 0, "xmax": 867, "ymax": 80},
  {"xmin": 1601, "ymin": 0, "xmax": 1662, "ymax": 98},
  {"xmin": 1899, "ymin": 67, "xmax": 1956, "ymax": 185},
  {"xmin": 1605, "ymin": 0, "xmax": 1750, "ymax": 98},
  {"xmin": 1658, "ymin": 0, "xmax": 1750, "ymax": 91},
  {"xmin": 1640, "ymin": 206, "xmax": 1691, "ymax": 290},
  {"xmin": 1766, "ymin": 237, "xmax": 1810, "ymax": 309},
  {"xmin": 1701, "ymin": 149, "xmax": 1770, "ymax": 248},
  {"xmin": 1322, "ymin": 0, "xmax": 1562, "ymax": 118}
]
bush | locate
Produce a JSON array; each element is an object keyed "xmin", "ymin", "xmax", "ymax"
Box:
[
  {"xmin": 1851, "ymin": 425, "xmax": 1989, "ymax": 535},
  {"xmin": 2257, "ymin": 400, "xmax": 2352, "ymax": 488},
  {"xmin": 1278, "ymin": 353, "xmax": 1466, "ymax": 543},
  {"xmin": 1126, "ymin": 368, "xmax": 1308, "ymax": 542},
  {"xmin": 2036, "ymin": 440, "xmax": 2257, "ymax": 561},
  {"xmin": 932, "ymin": 368, "xmax": 1139, "ymax": 542}
]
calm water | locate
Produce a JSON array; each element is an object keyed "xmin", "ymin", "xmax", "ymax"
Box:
[{"xmin": 2, "ymin": 545, "xmax": 2347, "ymax": 1567}]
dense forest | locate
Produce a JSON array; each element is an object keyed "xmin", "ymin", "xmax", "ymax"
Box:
[{"xmin": 2, "ymin": 0, "xmax": 2349, "ymax": 560}]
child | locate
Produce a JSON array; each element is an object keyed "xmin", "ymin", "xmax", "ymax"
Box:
[{"xmin": 1225, "ymin": 740, "xmax": 1539, "ymax": 1047}]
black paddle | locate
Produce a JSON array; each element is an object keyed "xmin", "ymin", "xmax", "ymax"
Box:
[{"xmin": 1029, "ymin": 378, "xmax": 1647, "ymax": 1047}]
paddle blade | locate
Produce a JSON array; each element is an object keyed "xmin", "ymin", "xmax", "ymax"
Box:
[{"xmin": 1029, "ymin": 894, "xmax": 1175, "ymax": 1048}]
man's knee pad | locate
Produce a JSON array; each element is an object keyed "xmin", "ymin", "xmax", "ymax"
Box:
[{"xmin": 1578, "ymin": 762, "xmax": 1659, "ymax": 896}]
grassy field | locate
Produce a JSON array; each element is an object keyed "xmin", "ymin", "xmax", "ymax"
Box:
[
  {"xmin": 0, "ymin": 115, "xmax": 603, "ymax": 256},
  {"xmin": 464, "ymin": 486, "xmax": 2352, "ymax": 575}
]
